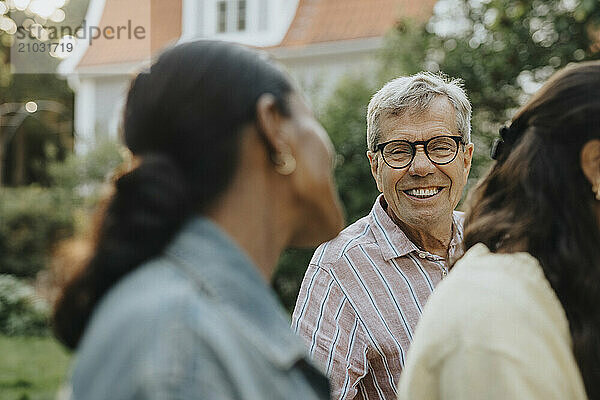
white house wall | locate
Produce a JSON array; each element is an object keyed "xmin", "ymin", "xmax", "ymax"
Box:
[
  {"xmin": 74, "ymin": 74, "xmax": 130, "ymax": 153},
  {"xmin": 181, "ymin": 0, "xmax": 203, "ymax": 40},
  {"xmin": 74, "ymin": 78, "xmax": 96, "ymax": 154},
  {"xmin": 279, "ymin": 52, "xmax": 379, "ymax": 108},
  {"xmin": 94, "ymin": 75, "xmax": 130, "ymax": 140},
  {"xmin": 271, "ymin": 37, "xmax": 384, "ymax": 108}
]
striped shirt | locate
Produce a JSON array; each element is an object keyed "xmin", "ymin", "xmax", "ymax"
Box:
[{"xmin": 292, "ymin": 194, "xmax": 464, "ymax": 400}]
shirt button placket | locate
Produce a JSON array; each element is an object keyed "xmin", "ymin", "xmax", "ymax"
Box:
[{"xmin": 418, "ymin": 251, "xmax": 447, "ymax": 278}]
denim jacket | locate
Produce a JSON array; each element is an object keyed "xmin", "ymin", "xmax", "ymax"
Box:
[{"xmin": 68, "ymin": 217, "xmax": 330, "ymax": 400}]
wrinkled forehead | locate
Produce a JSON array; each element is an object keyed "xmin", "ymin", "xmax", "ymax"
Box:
[{"xmin": 379, "ymin": 97, "xmax": 459, "ymax": 142}]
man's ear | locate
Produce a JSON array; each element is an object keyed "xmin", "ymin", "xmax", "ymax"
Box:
[
  {"xmin": 463, "ymin": 142, "xmax": 474, "ymax": 183},
  {"xmin": 367, "ymin": 150, "xmax": 383, "ymax": 193},
  {"xmin": 580, "ymin": 139, "xmax": 600, "ymax": 187},
  {"xmin": 255, "ymin": 93, "xmax": 288, "ymax": 156}
]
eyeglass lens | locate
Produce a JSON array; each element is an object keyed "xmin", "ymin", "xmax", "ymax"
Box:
[{"xmin": 383, "ymin": 136, "xmax": 459, "ymax": 168}]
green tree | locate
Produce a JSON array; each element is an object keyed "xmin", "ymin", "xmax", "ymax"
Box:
[
  {"xmin": 0, "ymin": 274, "xmax": 49, "ymax": 336},
  {"xmin": 0, "ymin": 186, "xmax": 74, "ymax": 277},
  {"xmin": 0, "ymin": 138, "xmax": 124, "ymax": 278},
  {"xmin": 322, "ymin": 77, "xmax": 380, "ymax": 224}
]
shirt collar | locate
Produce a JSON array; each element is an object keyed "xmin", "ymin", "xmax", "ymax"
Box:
[
  {"xmin": 368, "ymin": 194, "xmax": 464, "ymax": 261},
  {"xmin": 449, "ymin": 211, "xmax": 465, "ymax": 261},
  {"xmin": 369, "ymin": 194, "xmax": 418, "ymax": 260},
  {"xmin": 163, "ymin": 216, "xmax": 306, "ymax": 369}
]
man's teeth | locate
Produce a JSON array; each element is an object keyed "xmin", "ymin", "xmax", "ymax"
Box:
[{"xmin": 405, "ymin": 187, "xmax": 441, "ymax": 198}]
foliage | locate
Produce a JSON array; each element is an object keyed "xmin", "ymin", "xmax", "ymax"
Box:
[
  {"xmin": 272, "ymin": 249, "xmax": 314, "ymax": 312},
  {"xmin": 0, "ymin": 275, "xmax": 49, "ymax": 336},
  {"xmin": 322, "ymin": 77, "xmax": 381, "ymax": 225},
  {"xmin": 48, "ymin": 138, "xmax": 125, "ymax": 192},
  {"xmin": 0, "ymin": 335, "xmax": 71, "ymax": 400},
  {"xmin": 378, "ymin": 18, "xmax": 430, "ymax": 84},
  {"xmin": 0, "ymin": 139, "xmax": 124, "ymax": 279},
  {"xmin": 0, "ymin": 186, "xmax": 75, "ymax": 278}
]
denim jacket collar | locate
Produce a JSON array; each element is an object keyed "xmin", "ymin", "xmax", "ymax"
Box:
[{"xmin": 163, "ymin": 216, "xmax": 307, "ymax": 370}]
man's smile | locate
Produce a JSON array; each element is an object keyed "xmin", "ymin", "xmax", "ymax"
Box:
[{"xmin": 402, "ymin": 186, "xmax": 444, "ymax": 199}]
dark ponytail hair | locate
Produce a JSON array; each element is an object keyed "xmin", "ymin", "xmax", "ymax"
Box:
[
  {"xmin": 462, "ymin": 61, "xmax": 600, "ymax": 398},
  {"xmin": 53, "ymin": 41, "xmax": 293, "ymax": 349}
]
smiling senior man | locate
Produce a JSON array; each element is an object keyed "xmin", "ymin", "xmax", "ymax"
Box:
[{"xmin": 292, "ymin": 72, "xmax": 474, "ymax": 400}]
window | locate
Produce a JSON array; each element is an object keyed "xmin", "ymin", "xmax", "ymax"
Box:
[
  {"xmin": 217, "ymin": 1, "xmax": 227, "ymax": 33},
  {"xmin": 216, "ymin": 0, "xmax": 247, "ymax": 33},
  {"xmin": 237, "ymin": 0, "xmax": 246, "ymax": 31}
]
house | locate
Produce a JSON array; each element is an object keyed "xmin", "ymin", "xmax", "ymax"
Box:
[{"xmin": 60, "ymin": 0, "xmax": 435, "ymax": 152}]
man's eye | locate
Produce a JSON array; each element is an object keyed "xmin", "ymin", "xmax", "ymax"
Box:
[{"xmin": 386, "ymin": 144, "xmax": 411, "ymax": 154}]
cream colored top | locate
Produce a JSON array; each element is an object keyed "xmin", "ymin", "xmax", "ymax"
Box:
[{"xmin": 397, "ymin": 243, "xmax": 588, "ymax": 400}]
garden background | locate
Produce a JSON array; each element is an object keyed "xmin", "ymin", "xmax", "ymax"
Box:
[{"xmin": 0, "ymin": 0, "xmax": 599, "ymax": 399}]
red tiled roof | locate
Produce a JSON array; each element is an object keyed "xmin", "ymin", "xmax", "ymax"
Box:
[
  {"xmin": 78, "ymin": 0, "xmax": 181, "ymax": 68},
  {"xmin": 278, "ymin": 0, "xmax": 436, "ymax": 47},
  {"xmin": 77, "ymin": 0, "xmax": 434, "ymax": 68}
]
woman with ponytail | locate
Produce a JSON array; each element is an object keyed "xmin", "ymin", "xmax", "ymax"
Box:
[
  {"xmin": 53, "ymin": 40, "xmax": 344, "ymax": 399},
  {"xmin": 398, "ymin": 61, "xmax": 600, "ymax": 399}
]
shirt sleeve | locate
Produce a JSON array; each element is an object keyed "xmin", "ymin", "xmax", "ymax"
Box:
[{"xmin": 292, "ymin": 263, "xmax": 369, "ymax": 400}]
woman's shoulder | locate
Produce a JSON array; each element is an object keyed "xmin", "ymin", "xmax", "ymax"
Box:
[
  {"xmin": 399, "ymin": 249, "xmax": 588, "ymax": 400},
  {"xmin": 443, "ymin": 243, "xmax": 558, "ymax": 308},
  {"xmin": 432, "ymin": 243, "xmax": 565, "ymax": 331},
  {"xmin": 77, "ymin": 256, "xmax": 225, "ymax": 360},
  {"xmin": 452, "ymin": 242, "xmax": 544, "ymax": 282},
  {"xmin": 408, "ymin": 243, "xmax": 571, "ymax": 364},
  {"xmin": 71, "ymin": 258, "xmax": 223, "ymax": 398}
]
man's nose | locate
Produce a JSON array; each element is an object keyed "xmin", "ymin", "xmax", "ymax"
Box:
[{"xmin": 409, "ymin": 145, "xmax": 436, "ymax": 177}]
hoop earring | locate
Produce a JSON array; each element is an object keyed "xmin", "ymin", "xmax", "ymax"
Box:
[{"xmin": 273, "ymin": 152, "xmax": 296, "ymax": 176}]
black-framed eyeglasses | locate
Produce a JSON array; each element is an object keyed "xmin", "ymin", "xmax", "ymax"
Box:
[{"xmin": 375, "ymin": 135, "xmax": 464, "ymax": 169}]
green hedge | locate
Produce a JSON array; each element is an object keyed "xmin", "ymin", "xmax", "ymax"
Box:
[
  {"xmin": 0, "ymin": 187, "xmax": 75, "ymax": 278},
  {"xmin": 0, "ymin": 139, "xmax": 124, "ymax": 279},
  {"xmin": 0, "ymin": 274, "xmax": 49, "ymax": 336}
]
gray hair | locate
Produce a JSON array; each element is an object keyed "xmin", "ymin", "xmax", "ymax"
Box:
[{"xmin": 366, "ymin": 72, "xmax": 472, "ymax": 152}]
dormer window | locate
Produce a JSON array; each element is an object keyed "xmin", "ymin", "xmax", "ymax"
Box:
[
  {"xmin": 237, "ymin": 0, "xmax": 246, "ymax": 31},
  {"xmin": 216, "ymin": 0, "xmax": 247, "ymax": 33},
  {"xmin": 217, "ymin": 1, "xmax": 227, "ymax": 32}
]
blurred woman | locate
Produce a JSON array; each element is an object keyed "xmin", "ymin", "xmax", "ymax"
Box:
[
  {"xmin": 398, "ymin": 61, "xmax": 600, "ymax": 399},
  {"xmin": 53, "ymin": 40, "xmax": 345, "ymax": 399}
]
